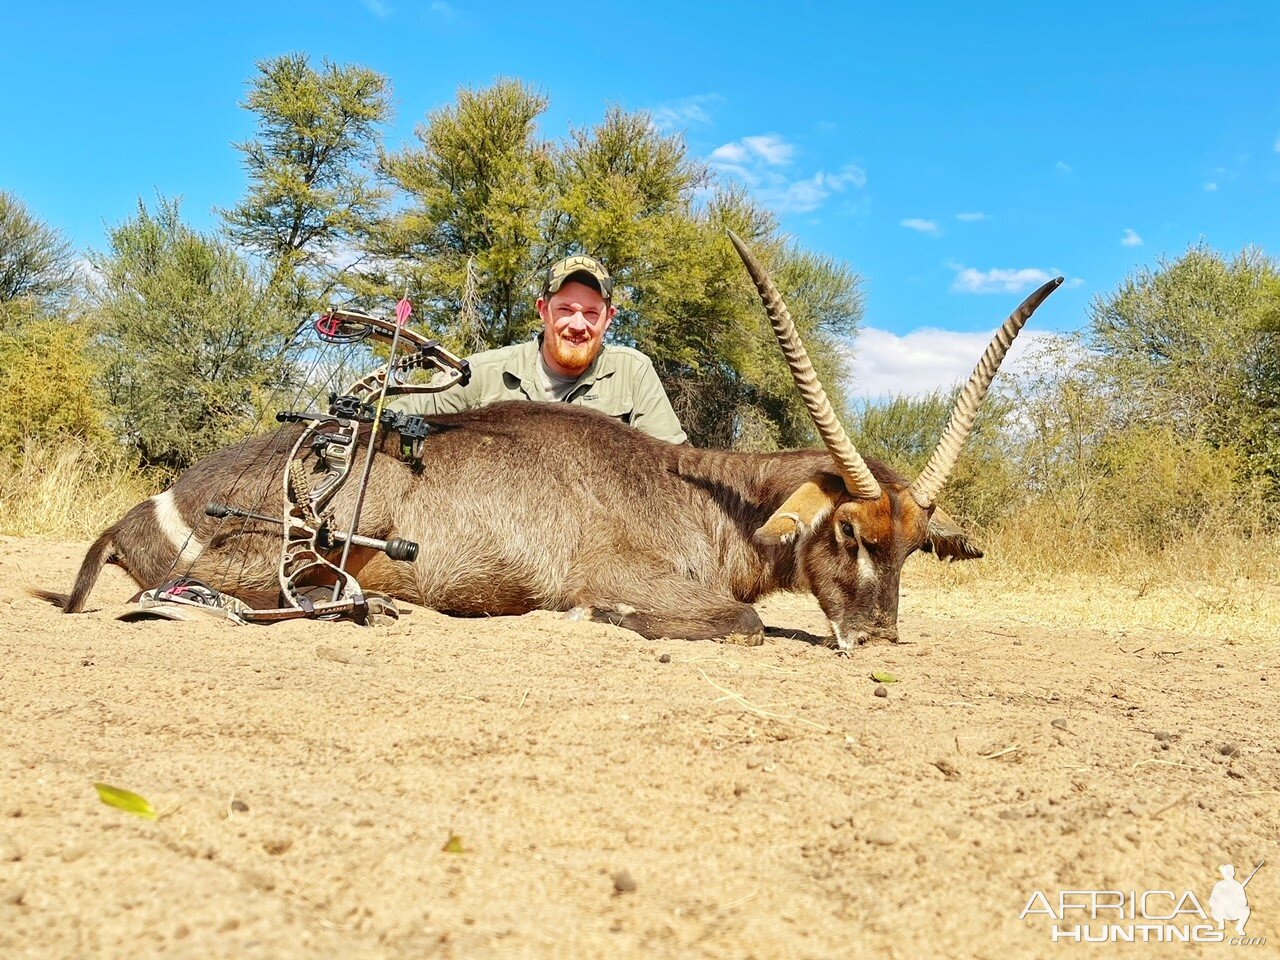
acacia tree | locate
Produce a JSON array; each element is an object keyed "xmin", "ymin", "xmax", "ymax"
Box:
[
  {"xmin": 1088, "ymin": 244, "xmax": 1280, "ymax": 499},
  {"xmin": 0, "ymin": 191, "xmax": 78, "ymax": 324},
  {"xmin": 375, "ymin": 79, "xmax": 554, "ymax": 349},
  {"xmin": 94, "ymin": 198, "xmax": 296, "ymax": 472},
  {"xmin": 223, "ymin": 54, "xmax": 391, "ymax": 313},
  {"xmin": 0, "ymin": 193, "xmax": 107, "ymax": 453}
]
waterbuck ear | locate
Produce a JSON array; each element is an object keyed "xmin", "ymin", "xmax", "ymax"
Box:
[
  {"xmin": 922, "ymin": 507, "xmax": 984, "ymax": 562},
  {"xmin": 755, "ymin": 475, "xmax": 843, "ymax": 545}
]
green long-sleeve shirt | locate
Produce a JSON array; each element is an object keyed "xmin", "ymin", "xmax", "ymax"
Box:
[{"xmin": 389, "ymin": 336, "xmax": 688, "ymax": 444}]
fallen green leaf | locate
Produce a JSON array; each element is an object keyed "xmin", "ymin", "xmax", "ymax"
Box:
[
  {"xmin": 94, "ymin": 783, "xmax": 157, "ymax": 820},
  {"xmin": 871, "ymin": 671, "xmax": 899, "ymax": 684},
  {"xmin": 441, "ymin": 832, "xmax": 466, "ymax": 854}
]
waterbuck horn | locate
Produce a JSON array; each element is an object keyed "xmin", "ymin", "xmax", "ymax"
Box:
[
  {"xmin": 908, "ymin": 276, "xmax": 1064, "ymax": 508},
  {"xmin": 728, "ymin": 230, "xmax": 882, "ymax": 501}
]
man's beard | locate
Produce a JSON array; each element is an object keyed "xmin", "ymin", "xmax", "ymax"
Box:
[{"xmin": 546, "ymin": 334, "xmax": 603, "ymax": 376}]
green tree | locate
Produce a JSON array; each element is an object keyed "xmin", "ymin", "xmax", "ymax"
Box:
[
  {"xmin": 223, "ymin": 54, "xmax": 391, "ymax": 311},
  {"xmin": 377, "ymin": 79, "xmax": 553, "ymax": 349},
  {"xmin": 0, "ymin": 192, "xmax": 78, "ymax": 324},
  {"xmin": 0, "ymin": 317, "xmax": 110, "ymax": 451},
  {"xmin": 93, "ymin": 198, "xmax": 297, "ymax": 472},
  {"xmin": 1088, "ymin": 243, "xmax": 1280, "ymax": 498}
]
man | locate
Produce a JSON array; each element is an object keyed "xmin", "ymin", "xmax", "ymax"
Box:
[{"xmin": 390, "ymin": 255, "xmax": 687, "ymax": 443}]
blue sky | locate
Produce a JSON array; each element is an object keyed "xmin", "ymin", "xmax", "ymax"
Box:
[{"xmin": 5, "ymin": 1, "xmax": 1279, "ymax": 394}]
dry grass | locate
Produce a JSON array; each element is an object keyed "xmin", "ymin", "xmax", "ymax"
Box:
[
  {"xmin": 906, "ymin": 517, "xmax": 1280, "ymax": 645},
  {"xmin": 0, "ymin": 443, "xmax": 159, "ymax": 539}
]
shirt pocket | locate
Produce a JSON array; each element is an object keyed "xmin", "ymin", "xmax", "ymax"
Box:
[{"xmin": 591, "ymin": 397, "xmax": 634, "ymax": 426}]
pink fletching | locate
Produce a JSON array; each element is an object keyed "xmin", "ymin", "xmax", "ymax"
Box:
[{"xmin": 395, "ymin": 298, "xmax": 412, "ymax": 326}]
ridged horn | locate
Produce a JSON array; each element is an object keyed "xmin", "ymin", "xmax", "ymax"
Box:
[
  {"xmin": 728, "ymin": 229, "xmax": 882, "ymax": 501},
  {"xmin": 908, "ymin": 276, "xmax": 1064, "ymax": 508}
]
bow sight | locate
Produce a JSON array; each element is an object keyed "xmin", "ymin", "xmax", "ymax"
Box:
[{"xmin": 194, "ymin": 307, "xmax": 469, "ymax": 626}]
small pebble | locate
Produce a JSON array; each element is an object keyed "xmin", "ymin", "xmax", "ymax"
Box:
[
  {"xmin": 1050, "ymin": 717, "xmax": 1069, "ymax": 730},
  {"xmin": 612, "ymin": 869, "xmax": 637, "ymax": 895},
  {"xmin": 230, "ymin": 799, "xmax": 249, "ymax": 813},
  {"xmin": 864, "ymin": 829, "xmax": 898, "ymax": 846},
  {"xmin": 1153, "ymin": 730, "xmax": 1175, "ymax": 742},
  {"xmin": 1218, "ymin": 743, "xmax": 1240, "ymax": 757},
  {"xmin": 873, "ymin": 685, "xmax": 888, "ymax": 698},
  {"xmin": 657, "ymin": 653, "xmax": 671, "ymax": 664},
  {"xmin": 59, "ymin": 844, "xmax": 88, "ymax": 863}
]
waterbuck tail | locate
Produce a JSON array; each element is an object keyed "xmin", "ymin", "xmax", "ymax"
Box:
[{"xmin": 34, "ymin": 524, "xmax": 121, "ymax": 613}]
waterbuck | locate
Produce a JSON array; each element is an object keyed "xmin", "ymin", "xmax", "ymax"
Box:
[{"xmin": 46, "ymin": 234, "xmax": 1060, "ymax": 649}]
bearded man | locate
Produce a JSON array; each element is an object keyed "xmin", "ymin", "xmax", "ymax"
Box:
[{"xmin": 389, "ymin": 255, "xmax": 687, "ymax": 443}]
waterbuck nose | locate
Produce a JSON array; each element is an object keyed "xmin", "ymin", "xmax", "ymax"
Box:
[{"xmin": 830, "ymin": 621, "xmax": 899, "ymax": 651}]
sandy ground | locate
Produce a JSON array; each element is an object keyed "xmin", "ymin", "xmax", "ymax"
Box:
[{"xmin": 2, "ymin": 535, "xmax": 1277, "ymax": 959}]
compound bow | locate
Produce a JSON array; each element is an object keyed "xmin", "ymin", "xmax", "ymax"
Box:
[{"xmin": 201, "ymin": 307, "xmax": 469, "ymax": 625}]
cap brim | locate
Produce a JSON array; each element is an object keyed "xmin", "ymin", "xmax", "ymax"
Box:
[{"xmin": 548, "ymin": 270, "xmax": 608, "ymax": 297}]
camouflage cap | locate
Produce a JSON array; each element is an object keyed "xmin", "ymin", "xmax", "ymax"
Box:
[{"xmin": 542, "ymin": 254, "xmax": 613, "ymax": 300}]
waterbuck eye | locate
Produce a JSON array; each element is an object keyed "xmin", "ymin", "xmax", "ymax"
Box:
[{"xmin": 839, "ymin": 521, "xmax": 856, "ymax": 539}]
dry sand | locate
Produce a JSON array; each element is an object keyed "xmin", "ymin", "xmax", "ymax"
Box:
[{"xmin": 2, "ymin": 535, "xmax": 1277, "ymax": 958}]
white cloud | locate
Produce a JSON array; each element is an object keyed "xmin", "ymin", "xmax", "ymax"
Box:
[
  {"xmin": 1274, "ymin": 135, "xmax": 1280, "ymax": 153},
  {"xmin": 751, "ymin": 166, "xmax": 865, "ymax": 214},
  {"xmin": 710, "ymin": 134, "xmax": 865, "ymax": 214},
  {"xmin": 844, "ymin": 327, "xmax": 1063, "ymax": 399},
  {"xmin": 429, "ymin": 1, "xmax": 455, "ymax": 18},
  {"xmin": 1055, "ymin": 160, "xmax": 1072, "ymax": 174},
  {"xmin": 955, "ymin": 212, "xmax": 987, "ymax": 222},
  {"xmin": 1121, "ymin": 228, "xmax": 1143, "ymax": 247},
  {"xmin": 900, "ymin": 218, "xmax": 941, "ymax": 235},
  {"xmin": 649, "ymin": 93, "xmax": 720, "ymax": 131},
  {"xmin": 949, "ymin": 264, "xmax": 1071, "ymax": 294},
  {"xmin": 710, "ymin": 135, "xmax": 795, "ymax": 168},
  {"xmin": 709, "ymin": 142, "xmax": 748, "ymax": 164},
  {"xmin": 1204, "ymin": 181, "xmax": 1219, "ymax": 192},
  {"xmin": 744, "ymin": 134, "xmax": 793, "ymax": 165},
  {"xmin": 364, "ymin": 0, "xmax": 391, "ymax": 15}
]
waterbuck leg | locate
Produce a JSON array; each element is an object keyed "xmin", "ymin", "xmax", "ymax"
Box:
[{"xmin": 577, "ymin": 576, "xmax": 765, "ymax": 645}]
